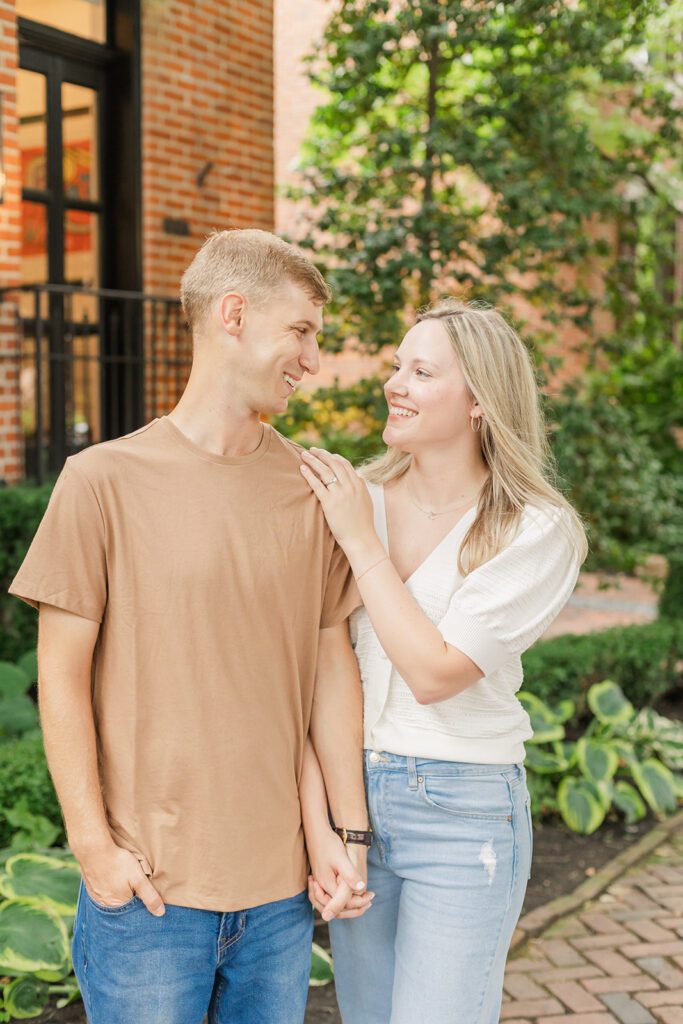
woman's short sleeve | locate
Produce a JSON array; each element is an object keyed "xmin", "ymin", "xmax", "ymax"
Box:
[{"xmin": 438, "ymin": 507, "xmax": 581, "ymax": 676}]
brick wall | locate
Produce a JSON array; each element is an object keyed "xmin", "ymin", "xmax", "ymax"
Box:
[
  {"xmin": 143, "ymin": 0, "xmax": 274, "ymax": 300},
  {"xmin": 0, "ymin": 0, "xmax": 22, "ymax": 481},
  {"xmin": 142, "ymin": 0, "xmax": 275, "ymax": 416},
  {"xmin": 274, "ymin": 0, "xmax": 328, "ymax": 238}
]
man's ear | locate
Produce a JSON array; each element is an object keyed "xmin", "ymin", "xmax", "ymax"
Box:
[{"xmin": 218, "ymin": 292, "xmax": 247, "ymax": 337}]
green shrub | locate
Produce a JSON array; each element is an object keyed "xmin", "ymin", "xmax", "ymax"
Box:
[
  {"xmin": 0, "ymin": 483, "xmax": 52, "ymax": 662},
  {"xmin": 0, "ymin": 737, "xmax": 62, "ymax": 849},
  {"xmin": 522, "ymin": 618, "xmax": 683, "ymax": 713},
  {"xmin": 272, "ymin": 375, "xmax": 386, "ymax": 463},
  {"xmin": 0, "ymin": 655, "xmax": 39, "ymax": 743},
  {"xmin": 549, "ymin": 385, "xmax": 683, "ymax": 574},
  {"xmin": 660, "ymin": 555, "xmax": 683, "ymax": 620},
  {"xmin": 523, "ymin": 681, "xmax": 683, "ymax": 833}
]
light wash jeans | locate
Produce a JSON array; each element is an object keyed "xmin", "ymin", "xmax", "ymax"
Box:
[
  {"xmin": 329, "ymin": 751, "xmax": 532, "ymax": 1024},
  {"xmin": 71, "ymin": 884, "xmax": 313, "ymax": 1024}
]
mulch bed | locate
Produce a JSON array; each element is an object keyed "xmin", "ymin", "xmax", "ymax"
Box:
[{"xmin": 29, "ymin": 816, "xmax": 652, "ymax": 1024}]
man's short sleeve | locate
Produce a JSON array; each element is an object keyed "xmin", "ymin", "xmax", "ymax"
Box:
[
  {"xmin": 9, "ymin": 458, "xmax": 107, "ymax": 622},
  {"xmin": 320, "ymin": 541, "xmax": 361, "ymax": 629}
]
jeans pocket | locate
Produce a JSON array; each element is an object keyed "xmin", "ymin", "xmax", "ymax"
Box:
[
  {"xmin": 418, "ymin": 774, "xmax": 514, "ymax": 822},
  {"xmin": 84, "ymin": 886, "xmax": 139, "ymax": 914}
]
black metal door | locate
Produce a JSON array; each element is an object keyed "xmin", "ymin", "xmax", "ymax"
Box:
[
  {"xmin": 17, "ymin": 8, "xmax": 142, "ymax": 478},
  {"xmin": 19, "ymin": 47, "xmax": 107, "ymax": 472}
]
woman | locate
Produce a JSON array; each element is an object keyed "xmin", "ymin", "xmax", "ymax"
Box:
[{"xmin": 299, "ymin": 298, "xmax": 587, "ymax": 1023}]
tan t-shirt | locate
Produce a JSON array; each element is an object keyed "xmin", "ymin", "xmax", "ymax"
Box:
[{"xmin": 10, "ymin": 417, "xmax": 359, "ymax": 911}]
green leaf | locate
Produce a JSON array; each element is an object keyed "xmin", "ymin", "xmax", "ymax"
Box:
[
  {"xmin": 587, "ymin": 680, "xmax": 634, "ymax": 726},
  {"xmin": 554, "ymin": 699, "xmax": 576, "ymax": 724},
  {"xmin": 309, "ymin": 942, "xmax": 334, "ymax": 987},
  {"xmin": 0, "ymin": 663, "xmax": 31, "ymax": 700},
  {"xmin": 525, "ymin": 746, "xmax": 568, "ymax": 775},
  {"xmin": 2, "ymin": 975, "xmax": 50, "ymax": 1019},
  {"xmin": 518, "ymin": 692, "xmax": 566, "ymax": 743},
  {"xmin": 0, "ymin": 854, "xmax": 81, "ymax": 914},
  {"xmin": 631, "ymin": 759, "xmax": 679, "ymax": 818},
  {"xmin": 612, "ymin": 738, "xmax": 637, "ymax": 766},
  {"xmin": 5, "ymin": 798, "xmax": 62, "ymax": 851},
  {"xmin": 557, "ymin": 777, "xmax": 607, "ymax": 834},
  {"xmin": 34, "ymin": 966, "xmax": 71, "ymax": 982},
  {"xmin": 16, "ymin": 652, "xmax": 37, "ymax": 687},
  {"xmin": 55, "ymin": 976, "xmax": 82, "ymax": 1008},
  {"xmin": 0, "ymin": 695, "xmax": 39, "ymax": 738},
  {"xmin": 613, "ymin": 781, "xmax": 647, "ymax": 824},
  {"xmin": 655, "ymin": 741, "xmax": 683, "ymax": 772},
  {"xmin": 0, "ymin": 898, "xmax": 70, "ymax": 974},
  {"xmin": 577, "ymin": 738, "xmax": 619, "ymax": 784}
]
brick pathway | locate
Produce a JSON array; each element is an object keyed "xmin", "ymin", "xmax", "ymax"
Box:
[
  {"xmin": 544, "ymin": 571, "xmax": 659, "ymax": 639},
  {"xmin": 501, "ymin": 825, "xmax": 683, "ymax": 1023}
]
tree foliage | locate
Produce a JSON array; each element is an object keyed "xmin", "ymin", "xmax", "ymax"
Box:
[{"xmin": 292, "ymin": 0, "xmax": 681, "ymax": 351}]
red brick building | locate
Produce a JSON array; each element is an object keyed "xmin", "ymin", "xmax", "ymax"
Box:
[{"xmin": 0, "ymin": 0, "xmax": 274, "ymax": 483}]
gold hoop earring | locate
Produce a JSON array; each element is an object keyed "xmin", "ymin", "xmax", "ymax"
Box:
[{"xmin": 470, "ymin": 417, "xmax": 482, "ymax": 433}]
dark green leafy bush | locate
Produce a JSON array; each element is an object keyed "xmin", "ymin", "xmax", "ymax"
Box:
[
  {"xmin": 0, "ymin": 482, "xmax": 52, "ymax": 661},
  {"xmin": 549, "ymin": 386, "xmax": 683, "ymax": 575},
  {"xmin": 0, "ymin": 737, "xmax": 62, "ymax": 848},
  {"xmin": 522, "ymin": 619, "xmax": 683, "ymax": 714},
  {"xmin": 660, "ymin": 556, "xmax": 683, "ymax": 620}
]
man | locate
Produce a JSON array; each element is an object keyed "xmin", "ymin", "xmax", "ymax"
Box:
[{"xmin": 10, "ymin": 229, "xmax": 370, "ymax": 1024}]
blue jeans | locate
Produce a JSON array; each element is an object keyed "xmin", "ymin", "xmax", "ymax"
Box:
[
  {"xmin": 71, "ymin": 885, "xmax": 313, "ymax": 1023},
  {"xmin": 329, "ymin": 752, "xmax": 532, "ymax": 1024}
]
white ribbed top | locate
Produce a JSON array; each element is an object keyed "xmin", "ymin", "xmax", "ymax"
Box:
[{"xmin": 350, "ymin": 482, "xmax": 581, "ymax": 764}]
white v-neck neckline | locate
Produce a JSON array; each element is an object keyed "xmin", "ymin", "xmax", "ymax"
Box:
[{"xmin": 377, "ymin": 483, "xmax": 477, "ymax": 586}]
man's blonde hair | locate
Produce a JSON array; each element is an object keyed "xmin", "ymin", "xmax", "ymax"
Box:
[{"xmin": 180, "ymin": 229, "xmax": 331, "ymax": 330}]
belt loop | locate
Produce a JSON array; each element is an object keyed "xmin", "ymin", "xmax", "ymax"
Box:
[{"xmin": 407, "ymin": 756, "xmax": 418, "ymax": 790}]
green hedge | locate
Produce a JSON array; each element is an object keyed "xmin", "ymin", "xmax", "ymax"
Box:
[
  {"xmin": 0, "ymin": 483, "xmax": 53, "ymax": 661},
  {"xmin": 522, "ymin": 618, "xmax": 683, "ymax": 713},
  {"xmin": 0, "ymin": 736, "xmax": 63, "ymax": 848},
  {"xmin": 661, "ymin": 556, "xmax": 683, "ymax": 620}
]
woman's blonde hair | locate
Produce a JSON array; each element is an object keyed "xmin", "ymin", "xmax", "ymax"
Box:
[{"xmin": 362, "ymin": 298, "xmax": 588, "ymax": 574}]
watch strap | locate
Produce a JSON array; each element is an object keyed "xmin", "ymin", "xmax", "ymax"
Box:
[{"xmin": 333, "ymin": 826, "xmax": 373, "ymax": 847}]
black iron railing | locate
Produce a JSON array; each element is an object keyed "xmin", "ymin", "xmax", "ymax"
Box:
[{"xmin": 0, "ymin": 283, "xmax": 190, "ymax": 483}]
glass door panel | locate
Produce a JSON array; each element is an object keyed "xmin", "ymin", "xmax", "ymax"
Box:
[
  {"xmin": 62, "ymin": 82, "xmax": 99, "ymax": 203},
  {"xmin": 18, "ymin": 68, "xmax": 47, "ymax": 191},
  {"xmin": 64, "ymin": 211, "xmax": 102, "ymax": 446},
  {"xmin": 16, "ymin": 0, "xmax": 107, "ymax": 44}
]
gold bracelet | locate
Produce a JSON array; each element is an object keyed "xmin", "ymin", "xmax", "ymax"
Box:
[{"xmin": 354, "ymin": 556, "xmax": 389, "ymax": 583}]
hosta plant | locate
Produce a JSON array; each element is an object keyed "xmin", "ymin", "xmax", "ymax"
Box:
[
  {"xmin": 0, "ymin": 851, "xmax": 81, "ymax": 1019},
  {"xmin": 0, "ymin": 851, "xmax": 337, "ymax": 1012},
  {"xmin": 521, "ymin": 680, "xmax": 683, "ymax": 835}
]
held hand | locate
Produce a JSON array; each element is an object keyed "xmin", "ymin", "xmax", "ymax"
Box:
[
  {"xmin": 77, "ymin": 841, "xmax": 165, "ymax": 917},
  {"xmin": 306, "ymin": 828, "xmax": 373, "ymax": 920},
  {"xmin": 299, "ymin": 448, "xmax": 376, "ymax": 556},
  {"xmin": 308, "ymin": 875, "xmax": 374, "ymax": 921}
]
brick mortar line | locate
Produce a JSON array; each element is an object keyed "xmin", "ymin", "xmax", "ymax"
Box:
[{"xmin": 510, "ymin": 809, "xmax": 683, "ymax": 955}]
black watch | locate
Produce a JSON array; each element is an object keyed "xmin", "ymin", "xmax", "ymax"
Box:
[{"xmin": 333, "ymin": 826, "xmax": 373, "ymax": 848}]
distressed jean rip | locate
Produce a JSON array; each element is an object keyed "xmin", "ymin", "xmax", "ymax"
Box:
[{"xmin": 478, "ymin": 839, "xmax": 497, "ymax": 885}]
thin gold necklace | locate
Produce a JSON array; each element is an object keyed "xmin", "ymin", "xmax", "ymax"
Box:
[{"xmin": 406, "ymin": 480, "xmax": 481, "ymax": 520}]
